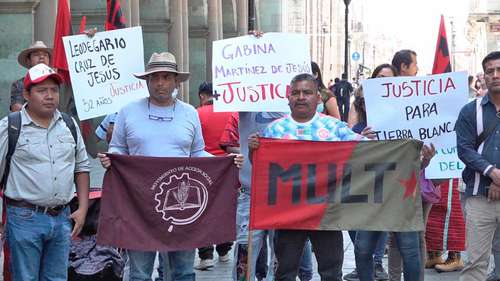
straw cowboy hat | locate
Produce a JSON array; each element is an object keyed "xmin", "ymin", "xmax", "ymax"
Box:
[
  {"xmin": 17, "ymin": 41, "xmax": 52, "ymax": 69},
  {"xmin": 134, "ymin": 52, "xmax": 190, "ymax": 82}
]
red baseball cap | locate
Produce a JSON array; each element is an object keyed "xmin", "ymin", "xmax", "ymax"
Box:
[{"xmin": 23, "ymin": 63, "xmax": 62, "ymax": 90}]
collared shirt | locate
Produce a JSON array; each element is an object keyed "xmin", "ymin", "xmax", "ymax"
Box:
[
  {"xmin": 109, "ymin": 98, "xmax": 208, "ymax": 157},
  {"xmin": 10, "ymin": 77, "xmax": 25, "ymax": 108},
  {"xmin": 456, "ymin": 94, "xmax": 500, "ymax": 198},
  {"xmin": 262, "ymin": 112, "xmax": 364, "ymax": 141},
  {"xmin": 0, "ymin": 107, "xmax": 90, "ymax": 206}
]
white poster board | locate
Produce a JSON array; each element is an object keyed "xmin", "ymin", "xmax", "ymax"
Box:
[
  {"xmin": 363, "ymin": 71, "xmax": 469, "ymax": 179},
  {"xmin": 212, "ymin": 33, "xmax": 311, "ymax": 112},
  {"xmin": 63, "ymin": 26, "xmax": 149, "ymax": 120}
]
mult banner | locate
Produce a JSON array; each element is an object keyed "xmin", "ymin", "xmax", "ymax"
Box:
[
  {"xmin": 97, "ymin": 154, "xmax": 239, "ymax": 252},
  {"xmin": 250, "ymin": 138, "xmax": 425, "ymax": 232}
]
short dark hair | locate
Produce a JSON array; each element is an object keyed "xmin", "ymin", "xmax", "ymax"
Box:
[
  {"xmin": 334, "ymin": 77, "xmax": 340, "ymax": 83},
  {"xmin": 482, "ymin": 51, "xmax": 500, "ymax": 72},
  {"xmin": 371, "ymin": 64, "xmax": 397, "ymax": 78},
  {"xmin": 290, "ymin": 73, "xmax": 318, "ymax": 91},
  {"xmin": 198, "ymin": 81, "xmax": 213, "ymax": 96},
  {"xmin": 468, "ymin": 75, "xmax": 474, "ymax": 85},
  {"xmin": 391, "ymin": 49, "xmax": 417, "ymax": 74}
]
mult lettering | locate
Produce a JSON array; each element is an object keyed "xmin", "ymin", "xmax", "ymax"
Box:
[{"xmin": 267, "ymin": 162, "xmax": 397, "ymax": 205}]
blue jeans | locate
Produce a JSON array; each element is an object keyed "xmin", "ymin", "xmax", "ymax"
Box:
[
  {"xmin": 355, "ymin": 231, "xmax": 420, "ymax": 281},
  {"xmin": 128, "ymin": 250, "xmax": 194, "ymax": 281},
  {"xmin": 298, "ymin": 239, "xmax": 313, "ymax": 281},
  {"xmin": 6, "ymin": 205, "xmax": 72, "ymax": 281},
  {"xmin": 349, "ymin": 231, "xmax": 388, "ymax": 265},
  {"xmin": 233, "ymin": 192, "xmax": 275, "ymax": 281}
]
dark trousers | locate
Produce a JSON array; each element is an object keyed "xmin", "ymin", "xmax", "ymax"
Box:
[
  {"xmin": 339, "ymin": 93, "xmax": 350, "ymax": 122},
  {"xmin": 198, "ymin": 242, "xmax": 233, "ymax": 260},
  {"xmin": 275, "ymin": 230, "xmax": 343, "ymax": 281}
]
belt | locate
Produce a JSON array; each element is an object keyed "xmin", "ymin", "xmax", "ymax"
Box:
[{"xmin": 5, "ymin": 198, "xmax": 67, "ymax": 216}]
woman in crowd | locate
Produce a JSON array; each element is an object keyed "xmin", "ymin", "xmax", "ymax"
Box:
[{"xmin": 311, "ymin": 62, "xmax": 341, "ymax": 119}]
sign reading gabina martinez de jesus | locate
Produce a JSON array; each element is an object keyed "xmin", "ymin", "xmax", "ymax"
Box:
[
  {"xmin": 63, "ymin": 26, "xmax": 149, "ymax": 120},
  {"xmin": 212, "ymin": 32, "xmax": 311, "ymax": 112}
]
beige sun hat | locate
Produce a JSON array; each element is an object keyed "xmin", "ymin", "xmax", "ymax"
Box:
[
  {"xmin": 134, "ymin": 52, "xmax": 190, "ymax": 82},
  {"xmin": 17, "ymin": 41, "xmax": 52, "ymax": 69}
]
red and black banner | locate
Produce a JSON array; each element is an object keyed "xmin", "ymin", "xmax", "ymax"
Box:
[
  {"xmin": 106, "ymin": 0, "xmax": 126, "ymax": 31},
  {"xmin": 432, "ymin": 15, "xmax": 452, "ymax": 75},
  {"xmin": 250, "ymin": 138, "xmax": 424, "ymax": 232},
  {"xmin": 97, "ymin": 154, "xmax": 239, "ymax": 251}
]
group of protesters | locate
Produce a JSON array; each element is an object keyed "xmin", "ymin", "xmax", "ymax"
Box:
[{"xmin": 0, "ymin": 29, "xmax": 499, "ymax": 281}]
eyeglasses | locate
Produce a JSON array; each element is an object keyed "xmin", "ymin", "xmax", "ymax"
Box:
[{"xmin": 148, "ymin": 99, "xmax": 175, "ymax": 122}]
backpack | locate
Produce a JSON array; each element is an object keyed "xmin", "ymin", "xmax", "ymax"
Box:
[{"xmin": 1, "ymin": 111, "xmax": 78, "ymax": 189}]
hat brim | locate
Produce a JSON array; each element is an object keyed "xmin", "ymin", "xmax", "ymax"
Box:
[
  {"xmin": 134, "ymin": 68, "xmax": 190, "ymax": 82},
  {"xmin": 24, "ymin": 72, "xmax": 63, "ymax": 90},
  {"xmin": 18, "ymin": 47, "xmax": 52, "ymax": 69}
]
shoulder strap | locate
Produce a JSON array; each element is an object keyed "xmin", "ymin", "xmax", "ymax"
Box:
[
  {"xmin": 2, "ymin": 112, "xmax": 22, "ymax": 189},
  {"xmin": 475, "ymin": 97, "xmax": 500, "ymax": 150},
  {"xmin": 476, "ymin": 117, "xmax": 499, "ymax": 150},
  {"xmin": 60, "ymin": 112, "xmax": 78, "ymax": 145}
]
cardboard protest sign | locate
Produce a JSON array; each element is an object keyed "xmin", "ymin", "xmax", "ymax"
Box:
[
  {"xmin": 63, "ymin": 26, "xmax": 149, "ymax": 120},
  {"xmin": 212, "ymin": 33, "xmax": 311, "ymax": 112},
  {"xmin": 363, "ymin": 71, "xmax": 468, "ymax": 179}
]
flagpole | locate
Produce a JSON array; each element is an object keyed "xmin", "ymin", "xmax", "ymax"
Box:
[{"xmin": 245, "ymin": 229, "xmax": 253, "ymax": 281}]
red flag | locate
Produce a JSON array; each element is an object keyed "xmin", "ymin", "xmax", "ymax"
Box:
[
  {"xmin": 97, "ymin": 154, "xmax": 239, "ymax": 251},
  {"xmin": 105, "ymin": 0, "xmax": 126, "ymax": 31},
  {"xmin": 52, "ymin": 0, "xmax": 73, "ymax": 83},
  {"xmin": 432, "ymin": 15, "xmax": 452, "ymax": 74},
  {"xmin": 79, "ymin": 16, "xmax": 87, "ymax": 34}
]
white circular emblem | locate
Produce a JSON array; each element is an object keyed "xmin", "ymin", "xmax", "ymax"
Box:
[{"xmin": 152, "ymin": 167, "xmax": 211, "ymax": 232}]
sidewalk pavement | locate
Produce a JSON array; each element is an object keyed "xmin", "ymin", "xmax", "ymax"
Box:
[{"xmin": 193, "ymin": 231, "xmax": 461, "ymax": 281}]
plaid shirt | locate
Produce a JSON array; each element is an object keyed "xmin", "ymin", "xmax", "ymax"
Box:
[{"xmin": 10, "ymin": 77, "xmax": 25, "ymax": 108}]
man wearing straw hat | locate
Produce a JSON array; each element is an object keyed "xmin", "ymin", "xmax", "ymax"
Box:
[
  {"xmin": 10, "ymin": 41, "xmax": 52, "ymax": 112},
  {"xmin": 98, "ymin": 52, "xmax": 207, "ymax": 281}
]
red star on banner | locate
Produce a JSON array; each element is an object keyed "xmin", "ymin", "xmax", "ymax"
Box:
[{"xmin": 400, "ymin": 171, "xmax": 418, "ymax": 200}]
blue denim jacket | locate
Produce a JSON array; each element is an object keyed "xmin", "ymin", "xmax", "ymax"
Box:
[{"xmin": 456, "ymin": 94, "xmax": 500, "ymax": 198}]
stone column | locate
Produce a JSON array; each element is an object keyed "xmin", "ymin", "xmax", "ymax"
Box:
[
  {"xmin": 206, "ymin": 0, "xmax": 222, "ymax": 81},
  {"xmin": 34, "ymin": 0, "xmax": 56, "ymax": 46},
  {"xmin": 168, "ymin": 0, "xmax": 189, "ymax": 102},
  {"xmin": 237, "ymin": 0, "xmax": 248, "ymax": 36},
  {"xmin": 130, "ymin": 0, "xmax": 140, "ymax": 26},
  {"xmin": 0, "ymin": 0, "xmax": 40, "ymax": 117}
]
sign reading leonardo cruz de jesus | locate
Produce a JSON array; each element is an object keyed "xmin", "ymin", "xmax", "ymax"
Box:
[
  {"xmin": 363, "ymin": 71, "xmax": 469, "ymax": 179},
  {"xmin": 63, "ymin": 26, "xmax": 149, "ymax": 120},
  {"xmin": 212, "ymin": 32, "xmax": 311, "ymax": 112}
]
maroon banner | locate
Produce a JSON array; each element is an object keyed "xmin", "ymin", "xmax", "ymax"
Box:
[{"xmin": 97, "ymin": 154, "xmax": 239, "ymax": 251}]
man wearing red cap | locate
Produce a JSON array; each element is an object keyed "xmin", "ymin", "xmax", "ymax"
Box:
[{"xmin": 0, "ymin": 63, "xmax": 90, "ymax": 281}]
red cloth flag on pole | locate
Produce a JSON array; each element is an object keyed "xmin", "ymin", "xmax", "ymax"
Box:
[
  {"xmin": 52, "ymin": 0, "xmax": 73, "ymax": 83},
  {"xmin": 79, "ymin": 16, "xmax": 87, "ymax": 34},
  {"xmin": 106, "ymin": 0, "xmax": 126, "ymax": 31},
  {"xmin": 426, "ymin": 15, "xmax": 466, "ymax": 253},
  {"xmin": 432, "ymin": 15, "xmax": 452, "ymax": 75}
]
